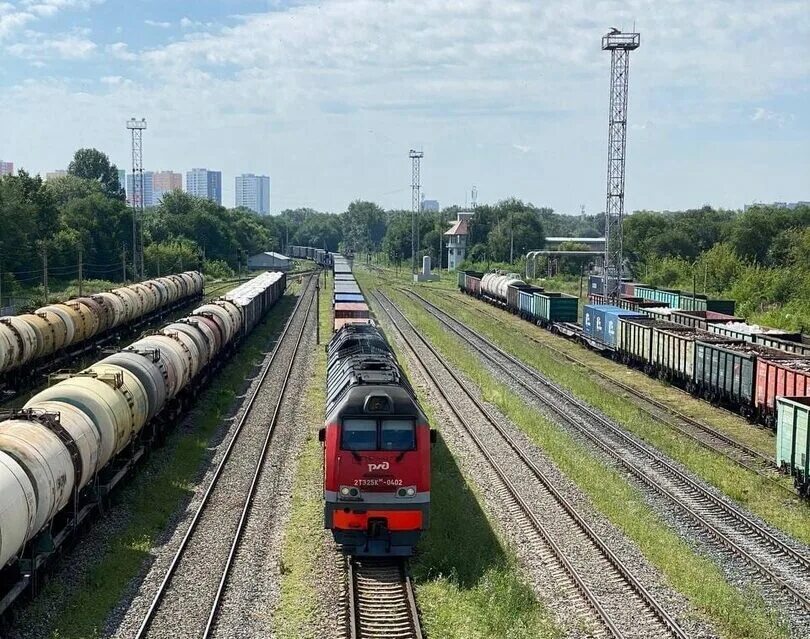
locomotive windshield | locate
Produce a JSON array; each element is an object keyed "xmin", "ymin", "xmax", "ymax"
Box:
[
  {"xmin": 341, "ymin": 418, "xmax": 415, "ymax": 451},
  {"xmin": 341, "ymin": 418, "xmax": 377, "ymax": 450},
  {"xmin": 381, "ymin": 419, "xmax": 415, "ymax": 450}
]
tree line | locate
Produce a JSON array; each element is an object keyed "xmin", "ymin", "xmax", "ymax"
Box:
[{"xmin": 4, "ymin": 146, "xmax": 806, "ymax": 329}]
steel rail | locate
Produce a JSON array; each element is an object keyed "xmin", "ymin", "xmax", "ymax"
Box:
[
  {"xmin": 405, "ymin": 288, "xmax": 810, "ymax": 610},
  {"xmin": 374, "ymin": 290, "xmax": 686, "ymax": 639},
  {"xmin": 446, "ymin": 289, "xmax": 775, "ymax": 472},
  {"xmin": 135, "ymin": 275, "xmax": 316, "ymax": 638},
  {"xmin": 202, "ymin": 281, "xmax": 316, "ymax": 636},
  {"xmin": 347, "ymin": 557, "xmax": 423, "ymax": 639}
]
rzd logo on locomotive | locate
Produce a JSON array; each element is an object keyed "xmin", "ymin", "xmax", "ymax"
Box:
[{"xmin": 368, "ymin": 461, "xmax": 390, "ymax": 472}]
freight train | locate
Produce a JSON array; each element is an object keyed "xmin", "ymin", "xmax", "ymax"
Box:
[
  {"xmin": 288, "ymin": 245, "xmax": 332, "ymax": 267},
  {"xmin": 320, "ymin": 255, "xmax": 433, "ymax": 554},
  {"xmin": 0, "ymin": 271, "xmax": 286, "ymax": 613},
  {"xmin": 0, "ymin": 272, "xmax": 204, "ymax": 395},
  {"xmin": 458, "ymin": 270, "xmax": 810, "ymax": 495}
]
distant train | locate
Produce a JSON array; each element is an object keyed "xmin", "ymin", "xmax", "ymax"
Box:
[
  {"xmin": 458, "ymin": 270, "xmax": 810, "ymax": 495},
  {"xmin": 321, "ymin": 255, "xmax": 434, "ymax": 554},
  {"xmin": 0, "ymin": 272, "xmax": 286, "ymax": 611},
  {"xmin": 288, "ymin": 245, "xmax": 332, "ymax": 267}
]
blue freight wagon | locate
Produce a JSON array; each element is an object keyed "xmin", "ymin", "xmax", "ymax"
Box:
[
  {"xmin": 334, "ymin": 293, "xmax": 365, "ymax": 303},
  {"xmin": 582, "ymin": 305, "xmax": 644, "ymax": 350},
  {"xmin": 516, "ymin": 286, "xmax": 544, "ymax": 319}
]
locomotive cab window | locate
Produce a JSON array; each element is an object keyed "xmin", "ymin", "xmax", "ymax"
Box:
[
  {"xmin": 341, "ymin": 418, "xmax": 377, "ymax": 450},
  {"xmin": 340, "ymin": 417, "xmax": 416, "ymax": 451},
  {"xmin": 381, "ymin": 419, "xmax": 415, "ymax": 451}
]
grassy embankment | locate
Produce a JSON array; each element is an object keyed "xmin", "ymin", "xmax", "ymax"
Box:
[
  {"xmin": 361, "ymin": 272, "xmax": 790, "ymax": 639},
  {"xmin": 412, "ymin": 283, "xmax": 807, "ymax": 546},
  {"xmin": 274, "ymin": 272, "xmax": 561, "ymax": 639},
  {"xmin": 366, "ymin": 266, "xmax": 803, "ymax": 536},
  {"xmin": 30, "ymin": 285, "xmax": 303, "ymax": 639}
]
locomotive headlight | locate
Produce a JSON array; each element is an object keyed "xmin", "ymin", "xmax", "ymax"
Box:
[
  {"xmin": 340, "ymin": 486, "xmax": 351, "ymax": 496},
  {"xmin": 339, "ymin": 485, "xmax": 361, "ymax": 499},
  {"xmin": 397, "ymin": 486, "xmax": 417, "ymax": 498}
]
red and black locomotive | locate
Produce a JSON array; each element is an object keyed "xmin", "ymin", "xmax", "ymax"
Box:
[{"xmin": 320, "ymin": 323, "xmax": 434, "ymax": 555}]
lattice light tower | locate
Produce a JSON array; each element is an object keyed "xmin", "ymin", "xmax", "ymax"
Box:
[
  {"xmin": 127, "ymin": 117, "xmax": 147, "ymax": 279},
  {"xmin": 409, "ymin": 149, "xmax": 423, "ymax": 273},
  {"xmin": 601, "ymin": 29, "xmax": 639, "ymax": 299}
]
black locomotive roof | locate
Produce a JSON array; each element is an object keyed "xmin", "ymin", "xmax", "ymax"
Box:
[
  {"xmin": 326, "ymin": 323, "xmax": 422, "ymax": 420},
  {"xmin": 326, "ymin": 384, "xmax": 424, "ymax": 422}
]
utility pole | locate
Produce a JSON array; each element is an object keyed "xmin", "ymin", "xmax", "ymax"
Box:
[
  {"xmin": 409, "ymin": 149, "xmax": 423, "ymax": 273},
  {"xmin": 437, "ymin": 210, "xmax": 443, "ymax": 273},
  {"xmin": 127, "ymin": 117, "xmax": 147, "ymax": 279},
  {"xmin": 78, "ymin": 244, "xmax": 83, "ymax": 297},
  {"xmin": 601, "ymin": 29, "xmax": 640, "ymax": 300},
  {"xmin": 42, "ymin": 248, "xmax": 49, "ymax": 303},
  {"xmin": 509, "ymin": 211, "xmax": 514, "ymax": 264},
  {"xmin": 122, "ymin": 244, "xmax": 127, "ymax": 282}
]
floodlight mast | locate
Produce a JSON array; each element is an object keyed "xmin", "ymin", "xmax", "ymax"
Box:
[
  {"xmin": 126, "ymin": 117, "xmax": 147, "ymax": 280},
  {"xmin": 602, "ymin": 29, "xmax": 639, "ymax": 300},
  {"xmin": 409, "ymin": 149, "xmax": 423, "ymax": 273}
]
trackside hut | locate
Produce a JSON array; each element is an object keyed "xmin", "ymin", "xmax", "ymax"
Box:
[{"xmin": 247, "ymin": 252, "xmax": 291, "ymax": 272}]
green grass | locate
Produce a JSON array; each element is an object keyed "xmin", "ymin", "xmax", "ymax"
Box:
[
  {"xmin": 410, "ymin": 437, "xmax": 560, "ymax": 638},
  {"xmin": 274, "ymin": 273, "xmax": 334, "ymax": 639},
  {"xmin": 275, "ymin": 269, "xmax": 559, "ymax": 638},
  {"xmin": 370, "ymin": 281, "xmax": 791, "ymax": 639},
  {"xmin": 387, "ymin": 309, "xmax": 560, "ymax": 638},
  {"xmin": 26, "ymin": 291, "xmax": 302, "ymax": 639},
  {"xmin": 409, "ymin": 286, "xmax": 809, "ymax": 549},
  {"xmin": 444, "ymin": 287, "xmax": 776, "ymax": 456}
]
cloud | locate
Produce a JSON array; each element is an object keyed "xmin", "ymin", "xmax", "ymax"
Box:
[
  {"xmin": 23, "ymin": 0, "xmax": 104, "ymax": 18},
  {"xmin": 1, "ymin": 1, "xmax": 809, "ymax": 214},
  {"xmin": 107, "ymin": 41, "xmax": 137, "ymax": 60},
  {"xmin": 7, "ymin": 32, "xmax": 97, "ymax": 60},
  {"xmin": 144, "ymin": 19, "xmax": 170, "ymax": 29},
  {"xmin": 0, "ymin": 10, "xmax": 36, "ymax": 39},
  {"xmin": 179, "ymin": 16, "xmax": 213, "ymax": 30},
  {"xmin": 751, "ymin": 107, "xmax": 794, "ymax": 126}
]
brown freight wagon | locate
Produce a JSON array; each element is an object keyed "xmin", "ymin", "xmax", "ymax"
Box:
[{"xmin": 756, "ymin": 357, "xmax": 810, "ymax": 428}]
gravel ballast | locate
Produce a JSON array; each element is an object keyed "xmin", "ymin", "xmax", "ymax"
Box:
[
  {"xmin": 372, "ymin": 291, "xmax": 717, "ymax": 639},
  {"xmin": 112, "ymin": 282, "xmax": 317, "ymax": 639},
  {"xmin": 408, "ymin": 290, "xmax": 810, "ymax": 636}
]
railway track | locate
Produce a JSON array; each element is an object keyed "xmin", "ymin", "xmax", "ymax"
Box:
[
  {"xmin": 437, "ymin": 288, "xmax": 780, "ymax": 478},
  {"xmin": 373, "ymin": 290, "xmax": 687, "ymax": 639},
  {"xmin": 402, "ymin": 288, "xmax": 810, "ymax": 614},
  {"xmin": 347, "ymin": 557, "xmax": 423, "ymax": 639},
  {"xmin": 134, "ymin": 275, "xmax": 316, "ymax": 639}
]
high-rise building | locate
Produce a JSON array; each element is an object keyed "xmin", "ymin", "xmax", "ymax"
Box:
[
  {"xmin": 0, "ymin": 161, "xmax": 14, "ymax": 176},
  {"xmin": 234, "ymin": 173, "xmax": 271, "ymax": 215},
  {"xmin": 117, "ymin": 168, "xmax": 126, "ymax": 191},
  {"xmin": 186, "ymin": 168, "xmax": 222, "ymax": 205},
  {"xmin": 127, "ymin": 171, "xmax": 155, "ymax": 208},
  {"xmin": 152, "ymin": 170, "xmax": 183, "ymax": 204},
  {"xmin": 422, "ymin": 199, "xmax": 440, "ymax": 212},
  {"xmin": 46, "ymin": 170, "xmax": 68, "ymax": 181}
]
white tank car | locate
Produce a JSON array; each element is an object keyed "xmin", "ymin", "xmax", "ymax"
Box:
[
  {"xmin": 481, "ymin": 272, "xmax": 526, "ymax": 302},
  {"xmin": 0, "ymin": 272, "xmax": 280, "ymax": 570}
]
